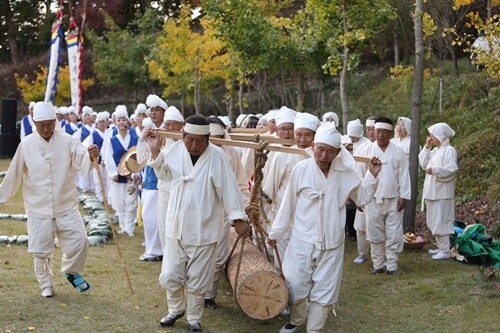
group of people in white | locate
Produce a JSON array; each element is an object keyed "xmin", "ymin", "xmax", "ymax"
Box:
[{"xmin": 3, "ymin": 97, "xmax": 458, "ymax": 333}]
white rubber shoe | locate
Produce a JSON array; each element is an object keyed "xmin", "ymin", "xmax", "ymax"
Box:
[
  {"xmin": 353, "ymin": 255, "xmax": 366, "ymax": 264},
  {"xmin": 428, "ymin": 248, "xmax": 440, "ymax": 255},
  {"xmin": 41, "ymin": 287, "xmax": 54, "ymax": 298},
  {"xmin": 432, "ymin": 251, "xmax": 450, "ymax": 260}
]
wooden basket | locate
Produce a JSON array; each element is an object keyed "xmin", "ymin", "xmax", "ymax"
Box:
[
  {"xmin": 404, "ymin": 239, "xmax": 427, "ymax": 249},
  {"xmin": 226, "ymin": 230, "xmax": 288, "ymax": 320}
]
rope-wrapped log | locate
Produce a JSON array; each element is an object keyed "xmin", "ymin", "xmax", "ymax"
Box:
[{"xmin": 226, "ymin": 230, "xmax": 288, "ymax": 320}]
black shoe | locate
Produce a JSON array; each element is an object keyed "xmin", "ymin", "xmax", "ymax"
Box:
[
  {"xmin": 387, "ymin": 270, "xmax": 398, "ymax": 276},
  {"xmin": 188, "ymin": 322, "xmax": 203, "ymax": 332},
  {"xmin": 160, "ymin": 311, "xmax": 185, "ymax": 327},
  {"xmin": 371, "ymin": 268, "xmax": 384, "ymax": 275},
  {"xmin": 204, "ymin": 298, "xmax": 218, "ymax": 309}
]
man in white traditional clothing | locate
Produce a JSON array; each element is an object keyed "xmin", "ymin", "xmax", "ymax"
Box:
[
  {"xmin": 262, "ymin": 112, "xmax": 320, "ymax": 264},
  {"xmin": 364, "ymin": 117, "xmax": 411, "ymax": 275},
  {"xmin": 20, "ymin": 101, "xmax": 35, "ymax": 138},
  {"xmin": 352, "ymin": 116, "xmax": 377, "ymax": 264},
  {"xmin": 204, "ymin": 117, "xmax": 250, "ymax": 309},
  {"xmin": 104, "ymin": 105, "xmax": 139, "ymax": 236},
  {"xmin": 147, "ymin": 115, "xmax": 250, "ymax": 333},
  {"xmin": 0, "ymin": 102, "xmax": 99, "ymax": 298},
  {"xmin": 268, "ymin": 122, "xmax": 380, "ymax": 333},
  {"xmin": 419, "ymin": 123, "xmax": 458, "ymax": 260}
]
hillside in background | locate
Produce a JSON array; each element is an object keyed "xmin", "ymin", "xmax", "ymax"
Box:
[{"xmin": 344, "ymin": 60, "xmax": 499, "ymax": 235}]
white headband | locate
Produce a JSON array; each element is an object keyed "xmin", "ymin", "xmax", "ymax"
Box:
[
  {"xmin": 366, "ymin": 119, "xmax": 376, "ymax": 127},
  {"xmin": 184, "ymin": 123, "xmax": 210, "ymax": 135},
  {"xmin": 375, "ymin": 122, "xmax": 393, "ymax": 131}
]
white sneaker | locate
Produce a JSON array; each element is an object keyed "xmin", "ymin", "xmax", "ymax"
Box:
[
  {"xmin": 279, "ymin": 323, "xmax": 299, "ymax": 333},
  {"xmin": 432, "ymin": 251, "xmax": 450, "ymax": 260},
  {"xmin": 353, "ymin": 255, "xmax": 365, "ymax": 264},
  {"xmin": 41, "ymin": 287, "xmax": 54, "ymax": 298},
  {"xmin": 428, "ymin": 248, "xmax": 440, "ymax": 255}
]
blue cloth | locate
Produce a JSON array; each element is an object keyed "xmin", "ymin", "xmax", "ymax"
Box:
[
  {"xmin": 111, "ymin": 131, "xmax": 138, "ymax": 183},
  {"xmin": 142, "ymin": 166, "xmax": 158, "ymax": 190},
  {"xmin": 80, "ymin": 126, "xmax": 91, "ymax": 142},
  {"xmin": 22, "ymin": 116, "xmax": 32, "ymax": 136}
]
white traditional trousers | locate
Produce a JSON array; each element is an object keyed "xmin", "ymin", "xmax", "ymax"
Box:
[
  {"xmin": 366, "ymin": 198, "xmax": 404, "ymax": 271},
  {"xmin": 157, "ymin": 189, "xmax": 170, "ymax": 248},
  {"xmin": 354, "ymin": 210, "xmax": 370, "ymax": 257},
  {"xmin": 141, "ymin": 188, "xmax": 163, "ymax": 258},
  {"xmin": 426, "ymin": 199, "xmax": 454, "ymax": 253},
  {"xmin": 159, "ymin": 238, "xmax": 217, "ymax": 324},
  {"xmin": 27, "ymin": 210, "xmax": 89, "ymax": 289},
  {"xmin": 110, "ymin": 181, "xmax": 138, "ymax": 235},
  {"xmin": 206, "ymin": 218, "xmax": 230, "ymax": 300}
]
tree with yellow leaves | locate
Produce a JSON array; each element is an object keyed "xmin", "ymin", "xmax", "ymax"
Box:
[
  {"xmin": 148, "ymin": 5, "xmax": 229, "ymax": 114},
  {"xmin": 15, "ymin": 65, "xmax": 94, "ymax": 106}
]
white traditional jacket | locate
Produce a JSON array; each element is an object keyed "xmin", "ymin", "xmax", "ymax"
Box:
[
  {"xmin": 363, "ymin": 141, "xmax": 411, "ymax": 202},
  {"xmin": 418, "ymin": 145, "xmax": 458, "ymax": 200},
  {"xmin": 269, "ymin": 157, "xmax": 377, "ymax": 250},
  {"xmin": 151, "ymin": 141, "xmax": 247, "ymax": 246},
  {"xmin": 0, "ymin": 130, "xmax": 93, "ymax": 218}
]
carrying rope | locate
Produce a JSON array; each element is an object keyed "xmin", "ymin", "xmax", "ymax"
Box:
[{"xmin": 225, "ymin": 136, "xmax": 285, "ymax": 289}]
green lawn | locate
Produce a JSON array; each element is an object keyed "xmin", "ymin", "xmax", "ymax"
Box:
[{"xmin": 0, "ymin": 159, "xmax": 498, "ymax": 333}]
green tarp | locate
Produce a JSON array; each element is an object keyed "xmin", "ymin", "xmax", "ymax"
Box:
[{"xmin": 452, "ymin": 223, "xmax": 500, "ymax": 269}]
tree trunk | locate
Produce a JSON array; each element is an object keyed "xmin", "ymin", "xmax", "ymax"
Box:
[
  {"xmin": 3, "ymin": 1, "xmax": 19, "ymax": 65},
  {"xmin": 238, "ymin": 81, "xmax": 244, "ymax": 114},
  {"xmin": 194, "ymin": 54, "xmax": 201, "ymax": 115},
  {"xmin": 340, "ymin": 1, "xmax": 350, "ymax": 133},
  {"xmin": 406, "ymin": 0, "xmax": 425, "ymax": 233},
  {"xmin": 296, "ymin": 74, "xmax": 305, "ymax": 112},
  {"xmin": 394, "ymin": 35, "xmax": 400, "ymax": 66}
]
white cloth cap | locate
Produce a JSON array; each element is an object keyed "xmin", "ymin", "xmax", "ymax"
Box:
[
  {"xmin": 314, "ymin": 122, "xmax": 342, "ymax": 148},
  {"xmin": 209, "ymin": 123, "xmax": 226, "ymax": 136},
  {"xmin": 164, "ymin": 106, "xmax": 184, "ymax": 122},
  {"xmin": 347, "ymin": 119, "xmax": 364, "ymax": 138},
  {"xmin": 396, "ymin": 116, "xmax": 411, "ymax": 137},
  {"xmin": 236, "ymin": 114, "xmax": 247, "ymax": 127},
  {"xmin": 68, "ymin": 105, "xmax": 76, "ymax": 114},
  {"xmin": 82, "ymin": 106, "xmax": 93, "ymax": 115},
  {"xmin": 96, "ymin": 112, "xmax": 109, "ymax": 122},
  {"xmin": 142, "ymin": 117, "xmax": 153, "ymax": 128},
  {"xmin": 58, "ymin": 106, "xmax": 69, "ymax": 115},
  {"xmin": 322, "ymin": 112, "xmax": 339, "ymax": 127},
  {"xmin": 428, "ymin": 122, "xmax": 455, "ymax": 145},
  {"xmin": 366, "ymin": 118, "xmax": 376, "ymax": 127},
  {"xmin": 294, "ymin": 112, "xmax": 320, "ymax": 132},
  {"xmin": 146, "ymin": 94, "xmax": 168, "ymax": 111},
  {"xmin": 135, "ymin": 103, "xmax": 148, "ymax": 115},
  {"xmin": 275, "ymin": 106, "xmax": 297, "ymax": 127},
  {"xmin": 266, "ymin": 110, "xmax": 277, "ymax": 121},
  {"xmin": 29, "ymin": 101, "xmax": 36, "ymax": 109},
  {"xmin": 218, "ymin": 116, "xmax": 231, "ymax": 127},
  {"xmin": 115, "ymin": 105, "xmax": 129, "ymax": 120},
  {"xmin": 33, "ymin": 102, "xmax": 56, "ymax": 121},
  {"xmin": 341, "ymin": 134, "xmax": 352, "ymax": 145}
]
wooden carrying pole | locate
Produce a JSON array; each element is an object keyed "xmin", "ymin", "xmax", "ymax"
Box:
[
  {"xmin": 153, "ymin": 129, "xmax": 372, "ymax": 163},
  {"xmin": 92, "ymin": 158, "xmax": 134, "ymax": 295}
]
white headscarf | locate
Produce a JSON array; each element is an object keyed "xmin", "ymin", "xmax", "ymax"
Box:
[
  {"xmin": 395, "ymin": 116, "xmax": 411, "ymax": 138},
  {"xmin": 347, "ymin": 119, "xmax": 364, "ymax": 138},
  {"xmin": 428, "ymin": 122, "xmax": 455, "ymax": 146},
  {"xmin": 322, "ymin": 112, "xmax": 339, "ymax": 127},
  {"xmin": 294, "ymin": 112, "xmax": 321, "ymax": 132},
  {"xmin": 275, "ymin": 106, "xmax": 297, "ymax": 127}
]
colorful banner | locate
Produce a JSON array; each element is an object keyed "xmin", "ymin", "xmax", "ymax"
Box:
[
  {"xmin": 66, "ymin": 18, "xmax": 81, "ymax": 113},
  {"xmin": 44, "ymin": 9, "xmax": 63, "ymax": 103}
]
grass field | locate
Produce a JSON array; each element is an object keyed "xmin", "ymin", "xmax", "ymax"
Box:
[{"xmin": 0, "ymin": 159, "xmax": 499, "ymax": 333}]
